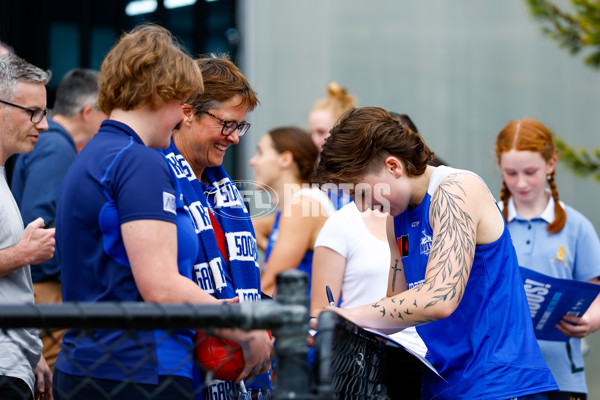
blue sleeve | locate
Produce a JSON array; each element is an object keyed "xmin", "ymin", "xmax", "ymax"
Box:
[
  {"xmin": 14, "ymin": 133, "xmax": 76, "ymax": 226},
  {"xmin": 572, "ymin": 210, "xmax": 600, "ymax": 282},
  {"xmin": 108, "ymin": 145, "xmax": 177, "ymax": 225}
]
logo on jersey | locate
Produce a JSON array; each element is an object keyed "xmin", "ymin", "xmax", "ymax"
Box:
[
  {"xmin": 163, "ymin": 192, "xmax": 176, "ymax": 214},
  {"xmin": 397, "ymin": 235, "xmax": 409, "ymax": 258},
  {"xmin": 551, "ymin": 244, "xmax": 567, "ymax": 267},
  {"xmin": 420, "ymin": 229, "xmax": 432, "ymax": 256},
  {"xmin": 408, "ymin": 279, "xmax": 425, "ymax": 289}
]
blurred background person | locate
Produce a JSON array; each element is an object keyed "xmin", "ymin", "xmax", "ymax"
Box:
[
  {"xmin": 253, "ymin": 82, "xmax": 355, "ymax": 252},
  {"xmin": 250, "ymin": 126, "xmax": 335, "ymax": 298},
  {"xmin": 309, "ymin": 82, "xmax": 357, "ymax": 211},
  {"xmin": 496, "ymin": 118, "xmax": 600, "ymax": 400},
  {"xmin": 52, "ymin": 24, "xmax": 210, "ymax": 399},
  {"xmin": 163, "ymin": 54, "xmax": 272, "ymax": 400},
  {"xmin": 11, "ymin": 67, "xmax": 106, "ymax": 370},
  {"xmin": 0, "ymin": 52, "xmax": 54, "ymax": 400},
  {"xmin": 308, "ymin": 81, "xmax": 356, "ymax": 154}
]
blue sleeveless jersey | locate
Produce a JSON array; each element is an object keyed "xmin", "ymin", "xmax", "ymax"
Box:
[
  {"xmin": 264, "ymin": 210, "xmax": 314, "ymax": 298},
  {"xmin": 393, "ymin": 167, "xmax": 557, "ymax": 399}
]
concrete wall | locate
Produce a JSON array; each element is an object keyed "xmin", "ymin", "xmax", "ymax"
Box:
[{"xmin": 238, "ymin": 1, "xmax": 600, "ymax": 395}]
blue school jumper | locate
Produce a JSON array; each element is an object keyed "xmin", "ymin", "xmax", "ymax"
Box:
[{"xmin": 393, "ymin": 166, "xmax": 557, "ymax": 399}]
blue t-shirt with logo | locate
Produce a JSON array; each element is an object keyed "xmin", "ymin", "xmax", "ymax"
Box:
[{"xmin": 55, "ymin": 120, "xmax": 199, "ymax": 384}]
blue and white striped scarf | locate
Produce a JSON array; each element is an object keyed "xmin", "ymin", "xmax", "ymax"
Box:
[
  {"xmin": 163, "ymin": 140, "xmax": 261, "ymax": 301},
  {"xmin": 162, "ymin": 140, "xmax": 269, "ymax": 398}
]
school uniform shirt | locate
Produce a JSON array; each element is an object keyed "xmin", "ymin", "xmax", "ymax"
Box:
[
  {"xmin": 55, "ymin": 120, "xmax": 199, "ymax": 384},
  {"xmin": 393, "ymin": 166, "xmax": 557, "ymax": 399},
  {"xmin": 505, "ymin": 196, "xmax": 600, "ymax": 393}
]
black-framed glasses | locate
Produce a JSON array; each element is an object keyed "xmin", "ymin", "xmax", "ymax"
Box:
[
  {"xmin": 202, "ymin": 111, "xmax": 251, "ymax": 137},
  {"xmin": 0, "ymin": 99, "xmax": 49, "ymax": 124}
]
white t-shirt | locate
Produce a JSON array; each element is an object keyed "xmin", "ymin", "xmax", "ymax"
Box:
[
  {"xmin": 314, "ymin": 202, "xmax": 427, "ymax": 356},
  {"xmin": 314, "ymin": 202, "xmax": 389, "ymax": 308},
  {"xmin": 0, "ymin": 166, "xmax": 42, "ymax": 395}
]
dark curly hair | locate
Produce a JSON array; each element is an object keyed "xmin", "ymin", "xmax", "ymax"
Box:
[{"xmin": 314, "ymin": 107, "xmax": 434, "ymax": 185}]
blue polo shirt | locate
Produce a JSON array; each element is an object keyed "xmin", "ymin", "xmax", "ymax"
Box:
[
  {"xmin": 55, "ymin": 120, "xmax": 199, "ymax": 384},
  {"xmin": 505, "ymin": 196, "xmax": 600, "ymax": 393}
]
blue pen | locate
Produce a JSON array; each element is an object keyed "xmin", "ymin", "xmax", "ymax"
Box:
[{"xmin": 326, "ymin": 285, "xmax": 335, "ymax": 307}]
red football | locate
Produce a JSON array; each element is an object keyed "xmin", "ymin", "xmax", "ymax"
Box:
[{"xmin": 195, "ymin": 334, "xmax": 245, "ymax": 381}]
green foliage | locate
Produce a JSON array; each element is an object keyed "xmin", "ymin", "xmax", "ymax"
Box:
[
  {"xmin": 554, "ymin": 136, "xmax": 600, "ymax": 180},
  {"xmin": 526, "ymin": 0, "xmax": 600, "ymax": 68},
  {"xmin": 526, "ymin": 0, "xmax": 600, "ymax": 180}
]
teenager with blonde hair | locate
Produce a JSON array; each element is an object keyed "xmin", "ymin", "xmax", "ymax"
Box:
[{"xmin": 308, "ymin": 81, "xmax": 356, "ymax": 153}]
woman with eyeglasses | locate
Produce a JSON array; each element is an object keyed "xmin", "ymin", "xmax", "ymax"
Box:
[{"xmin": 162, "ymin": 54, "xmax": 273, "ymax": 400}]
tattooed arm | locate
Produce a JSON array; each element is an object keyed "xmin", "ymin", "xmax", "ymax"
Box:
[
  {"xmin": 386, "ymin": 214, "xmax": 407, "ymax": 297},
  {"xmin": 335, "ymin": 174, "xmax": 500, "ymax": 332}
]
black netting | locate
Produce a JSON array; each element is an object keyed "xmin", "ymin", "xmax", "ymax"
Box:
[
  {"xmin": 0, "ymin": 273, "xmax": 422, "ymax": 400},
  {"xmin": 312, "ymin": 311, "xmax": 422, "ymax": 400}
]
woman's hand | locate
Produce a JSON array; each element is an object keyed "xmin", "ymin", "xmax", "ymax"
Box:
[
  {"xmin": 236, "ymin": 330, "xmax": 274, "ymax": 383},
  {"xmin": 220, "ymin": 296, "xmax": 239, "ymax": 304},
  {"xmin": 306, "ymin": 306, "xmax": 347, "ymax": 347}
]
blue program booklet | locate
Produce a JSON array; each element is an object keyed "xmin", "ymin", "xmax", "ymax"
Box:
[{"xmin": 520, "ymin": 267, "xmax": 600, "ymax": 341}]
